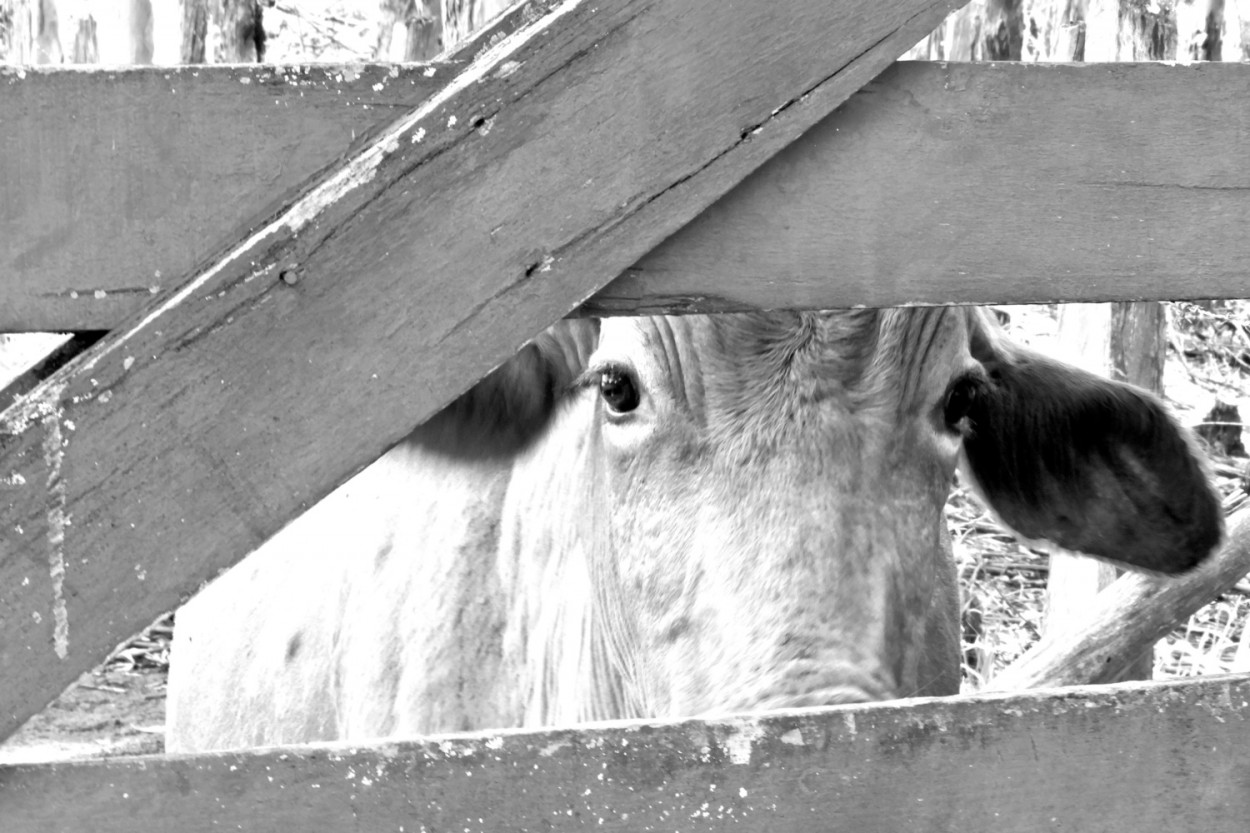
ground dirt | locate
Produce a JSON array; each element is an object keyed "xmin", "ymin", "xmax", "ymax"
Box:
[{"xmin": 1, "ymin": 668, "xmax": 166, "ymax": 764}]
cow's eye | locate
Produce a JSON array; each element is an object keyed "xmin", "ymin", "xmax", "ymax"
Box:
[
  {"xmin": 943, "ymin": 375, "xmax": 982, "ymax": 433},
  {"xmin": 599, "ymin": 367, "xmax": 641, "ymax": 414}
]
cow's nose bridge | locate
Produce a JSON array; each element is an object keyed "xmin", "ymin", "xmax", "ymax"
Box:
[
  {"xmin": 770, "ymin": 688, "xmax": 879, "ymax": 709},
  {"xmin": 682, "ymin": 474, "xmax": 945, "ymax": 712},
  {"xmin": 760, "ymin": 513, "xmax": 943, "ymax": 703}
]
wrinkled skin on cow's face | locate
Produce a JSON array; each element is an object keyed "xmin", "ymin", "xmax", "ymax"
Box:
[
  {"xmin": 580, "ymin": 310, "xmax": 971, "ymax": 714},
  {"xmin": 494, "ymin": 308, "xmax": 1219, "ymax": 723},
  {"xmin": 166, "ymin": 307, "xmax": 1222, "ymax": 752}
]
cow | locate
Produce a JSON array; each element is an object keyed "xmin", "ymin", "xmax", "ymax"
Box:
[{"xmin": 166, "ymin": 307, "xmax": 1222, "ymax": 752}]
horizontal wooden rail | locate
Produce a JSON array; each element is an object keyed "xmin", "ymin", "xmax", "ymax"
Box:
[
  {"xmin": 2, "ymin": 673, "xmax": 1248, "ymax": 832},
  {"xmin": 4, "ymin": 60, "xmax": 1250, "ymax": 331},
  {"xmin": 0, "ymin": 61, "xmax": 455, "ymax": 332},
  {"xmin": 597, "ymin": 60, "xmax": 1250, "ymax": 314}
]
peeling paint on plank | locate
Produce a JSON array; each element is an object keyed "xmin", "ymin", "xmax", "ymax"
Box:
[
  {"xmin": 41, "ymin": 407, "xmax": 69, "ymax": 659},
  {"xmin": 721, "ymin": 719, "xmax": 766, "ymax": 765},
  {"xmin": 1, "ymin": 381, "xmax": 64, "ymax": 437}
]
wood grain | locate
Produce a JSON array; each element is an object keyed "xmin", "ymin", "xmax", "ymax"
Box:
[
  {"xmin": 590, "ymin": 60, "xmax": 1250, "ymax": 314},
  {"xmin": 2, "ymin": 674, "xmax": 1248, "ymax": 831},
  {"xmin": 0, "ymin": 63, "xmax": 454, "ymax": 332},
  {"xmin": 0, "ymin": 0, "xmax": 957, "ymax": 742},
  {"xmin": 989, "ymin": 507, "xmax": 1250, "ymax": 691},
  {"xmin": 7, "ymin": 60, "xmax": 1250, "ymax": 330}
]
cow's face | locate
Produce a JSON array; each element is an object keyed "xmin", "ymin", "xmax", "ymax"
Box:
[
  {"xmin": 582, "ymin": 310, "xmax": 978, "ymax": 714},
  {"xmin": 576, "ymin": 306, "xmax": 1220, "ymax": 719},
  {"xmin": 165, "ymin": 308, "xmax": 1222, "ymax": 751}
]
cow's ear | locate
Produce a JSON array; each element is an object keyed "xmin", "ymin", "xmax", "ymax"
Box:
[
  {"xmin": 416, "ymin": 320, "xmax": 599, "ymax": 454},
  {"xmin": 961, "ymin": 315, "xmax": 1222, "ymax": 575}
]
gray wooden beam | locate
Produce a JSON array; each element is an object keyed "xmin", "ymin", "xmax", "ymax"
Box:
[
  {"xmin": 3, "ymin": 674, "xmax": 1248, "ymax": 832},
  {"xmin": 4, "ymin": 60, "xmax": 1250, "ymax": 331}
]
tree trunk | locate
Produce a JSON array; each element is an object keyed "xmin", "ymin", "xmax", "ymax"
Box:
[
  {"xmin": 1, "ymin": 0, "xmax": 156, "ymax": 64},
  {"xmin": 180, "ymin": 0, "xmax": 262, "ymax": 64},
  {"xmin": 130, "ymin": 0, "xmax": 152, "ymax": 63},
  {"xmin": 375, "ymin": 0, "xmax": 442, "ymax": 62},
  {"xmin": 407, "ymin": 0, "xmax": 441, "ymax": 60},
  {"xmin": 1111, "ymin": 301, "xmax": 1167, "ymax": 391},
  {"xmin": 180, "ymin": 0, "xmax": 207, "ymax": 62}
]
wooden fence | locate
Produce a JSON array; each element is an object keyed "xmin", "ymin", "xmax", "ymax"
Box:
[
  {"xmin": 2, "ymin": 0, "xmax": 1250, "ymax": 828},
  {"xmin": 4, "ymin": 675, "xmax": 1249, "ymax": 831},
  {"xmin": 7, "ymin": 59, "xmax": 1250, "ymax": 332}
]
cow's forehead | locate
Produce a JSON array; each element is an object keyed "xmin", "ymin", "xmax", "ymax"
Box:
[
  {"xmin": 868, "ymin": 306, "xmax": 978, "ymax": 412},
  {"xmin": 597, "ymin": 308, "xmax": 975, "ymax": 420}
]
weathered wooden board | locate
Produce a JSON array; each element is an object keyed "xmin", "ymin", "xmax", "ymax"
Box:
[
  {"xmin": 592, "ymin": 60, "xmax": 1250, "ymax": 314},
  {"xmin": 2, "ymin": 674, "xmax": 1248, "ymax": 832},
  {"xmin": 0, "ymin": 0, "xmax": 959, "ymax": 743},
  {"xmin": 5, "ymin": 60, "xmax": 1250, "ymax": 331},
  {"xmin": 0, "ymin": 63, "xmax": 453, "ymax": 332}
]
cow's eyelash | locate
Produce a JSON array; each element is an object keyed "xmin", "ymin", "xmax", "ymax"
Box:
[
  {"xmin": 571, "ymin": 361, "xmax": 633, "ymax": 393},
  {"xmin": 570, "ymin": 368, "xmax": 599, "ymax": 392}
]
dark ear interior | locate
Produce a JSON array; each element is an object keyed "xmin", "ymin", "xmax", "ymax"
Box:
[
  {"xmin": 412, "ymin": 320, "xmax": 599, "ymax": 457},
  {"xmin": 961, "ymin": 347, "xmax": 1222, "ymax": 575}
]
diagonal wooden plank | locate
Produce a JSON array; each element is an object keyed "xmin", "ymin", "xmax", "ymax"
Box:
[
  {"xmin": 2, "ymin": 674, "xmax": 1248, "ymax": 831},
  {"xmin": 0, "ymin": 0, "xmax": 961, "ymax": 743}
]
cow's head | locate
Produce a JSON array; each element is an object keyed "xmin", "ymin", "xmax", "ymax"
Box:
[{"xmin": 462, "ymin": 308, "xmax": 1220, "ymax": 722}]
